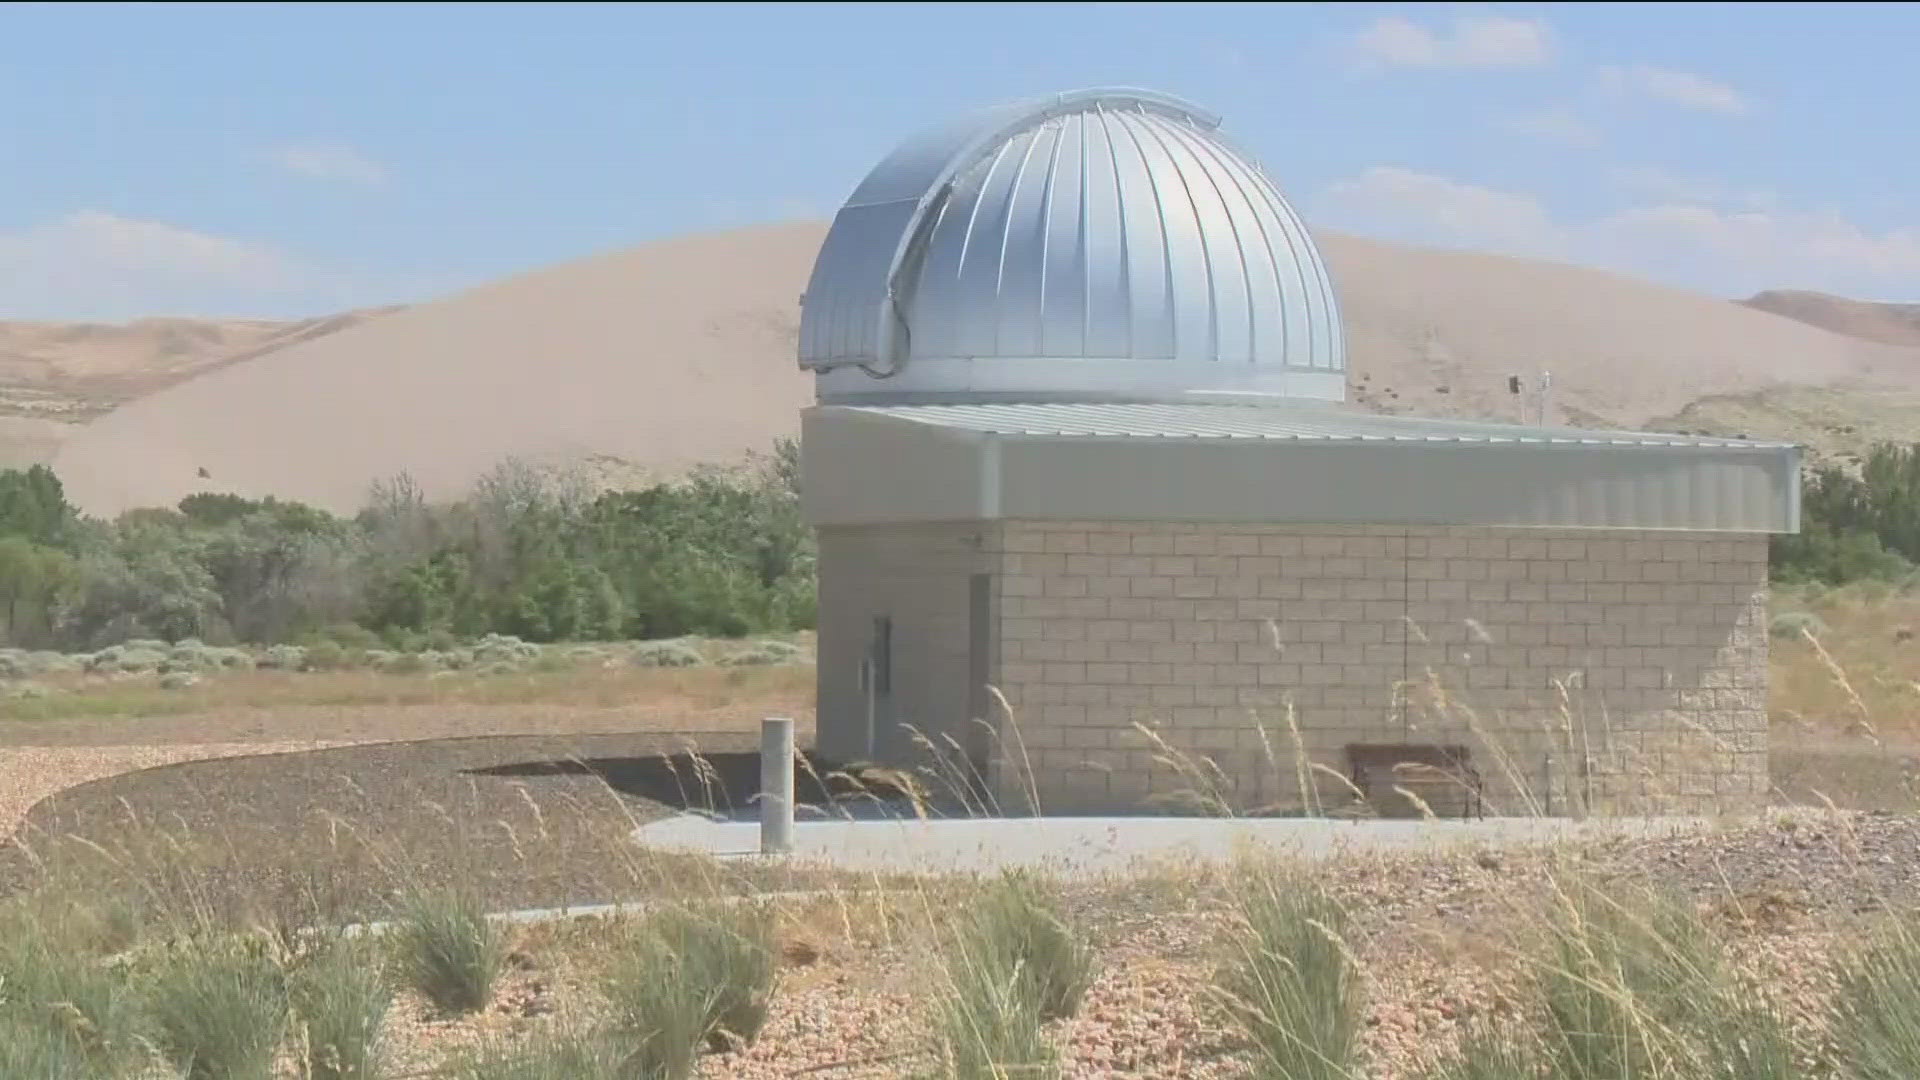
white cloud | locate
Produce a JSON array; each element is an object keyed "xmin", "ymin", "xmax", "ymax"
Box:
[
  {"xmin": 1498, "ymin": 110, "xmax": 1601, "ymax": 147},
  {"xmin": 271, "ymin": 144, "xmax": 387, "ymax": 186},
  {"xmin": 1320, "ymin": 168, "xmax": 1568, "ymax": 256},
  {"xmin": 1598, "ymin": 205, "xmax": 1920, "ymax": 287},
  {"xmin": 1606, "ymin": 166, "xmax": 1775, "ymax": 209},
  {"xmin": 1316, "ymin": 168, "xmax": 1920, "ymax": 297},
  {"xmin": 1598, "ymin": 65, "xmax": 1746, "ymax": 114},
  {"xmin": 0, "ymin": 211, "xmax": 303, "ymax": 318},
  {"xmin": 1352, "ymin": 14, "xmax": 1551, "ymax": 70}
]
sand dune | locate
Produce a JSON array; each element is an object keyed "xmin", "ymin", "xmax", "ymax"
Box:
[
  {"xmin": 0, "ymin": 308, "xmax": 400, "ymax": 470},
  {"xmin": 0, "ymin": 309, "xmax": 396, "ymax": 388},
  {"xmin": 1325, "ymin": 235, "xmax": 1915, "ymax": 429},
  {"xmin": 54, "ymin": 224, "xmax": 822, "ymax": 514},
  {"xmin": 1744, "ymin": 290, "xmax": 1920, "ymax": 350},
  {"xmin": 50, "ymin": 222, "xmax": 1920, "ymax": 516}
]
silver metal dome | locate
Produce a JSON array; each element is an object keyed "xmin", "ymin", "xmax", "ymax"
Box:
[{"xmin": 799, "ymin": 87, "xmax": 1346, "ymax": 405}]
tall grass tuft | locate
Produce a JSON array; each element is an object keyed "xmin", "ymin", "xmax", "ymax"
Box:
[
  {"xmin": 931, "ymin": 939, "xmax": 1059, "ymax": 1080},
  {"xmin": 0, "ymin": 1014, "xmax": 93, "ymax": 1079},
  {"xmin": 923, "ymin": 869, "xmax": 1094, "ymax": 1080},
  {"xmin": 1419, "ymin": 1016, "xmax": 1546, "ymax": 1080},
  {"xmin": 290, "ymin": 933, "xmax": 393, "ymax": 1080},
  {"xmin": 451, "ymin": 1023, "xmax": 621, "ymax": 1080},
  {"xmin": 1832, "ymin": 915, "xmax": 1920, "ymax": 1080},
  {"xmin": 599, "ymin": 902, "xmax": 779, "ymax": 1079},
  {"xmin": 1530, "ymin": 877, "xmax": 1726, "ymax": 1080},
  {"xmin": 388, "ymin": 887, "xmax": 506, "ymax": 1015},
  {"xmin": 143, "ymin": 937, "xmax": 290, "ymax": 1080},
  {"xmin": 0, "ymin": 924, "xmax": 138, "ymax": 1074},
  {"xmin": 1700, "ymin": 1002, "xmax": 1798, "ymax": 1080},
  {"xmin": 955, "ymin": 869, "xmax": 1097, "ymax": 1022},
  {"xmin": 1215, "ymin": 864, "xmax": 1360, "ymax": 1080}
]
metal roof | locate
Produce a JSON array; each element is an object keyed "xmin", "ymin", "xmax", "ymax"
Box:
[
  {"xmin": 802, "ymin": 404, "xmax": 1801, "ymax": 532},
  {"xmin": 846, "ymin": 401, "xmax": 1797, "ymax": 449},
  {"xmin": 800, "ymin": 88, "xmax": 1345, "ymax": 406}
]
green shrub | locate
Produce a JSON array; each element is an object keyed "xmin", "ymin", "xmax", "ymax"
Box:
[
  {"xmin": 718, "ymin": 639, "xmax": 807, "ymax": 667},
  {"xmin": 388, "ymin": 889, "xmax": 506, "ymax": 1015},
  {"xmin": 24, "ymin": 650, "xmax": 78, "ymax": 675},
  {"xmin": 600, "ymin": 903, "xmax": 778, "ymax": 1078},
  {"xmin": 629, "ymin": 640, "xmax": 705, "ymax": 668},
  {"xmin": 313, "ymin": 623, "xmax": 383, "ymax": 651},
  {"xmin": 302, "ymin": 640, "xmax": 356, "ymax": 672},
  {"xmin": 1216, "ymin": 865, "xmax": 1360, "ymax": 1080},
  {"xmin": 143, "ymin": 938, "xmax": 289, "ymax": 1080},
  {"xmin": 1769, "ymin": 611, "xmax": 1829, "ymax": 641},
  {"xmin": 471, "ymin": 633, "xmax": 540, "ymax": 665},
  {"xmin": 380, "ymin": 651, "xmax": 433, "ymax": 675},
  {"xmin": 118, "ymin": 648, "xmax": 166, "ymax": 672},
  {"xmin": 290, "ymin": 935, "xmax": 392, "ymax": 1080},
  {"xmin": 0, "ymin": 451, "xmax": 817, "ymax": 653},
  {"xmin": 256, "ymin": 644, "xmax": 307, "ymax": 670}
]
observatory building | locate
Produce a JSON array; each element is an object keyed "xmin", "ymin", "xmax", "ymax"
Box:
[{"xmin": 796, "ymin": 88, "xmax": 1798, "ymax": 817}]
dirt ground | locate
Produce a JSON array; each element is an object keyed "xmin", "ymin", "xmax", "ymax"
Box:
[{"xmin": 0, "ymin": 667, "xmax": 820, "ymax": 926}]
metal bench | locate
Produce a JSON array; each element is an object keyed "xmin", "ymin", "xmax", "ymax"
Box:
[{"xmin": 1345, "ymin": 743, "xmax": 1485, "ymax": 819}]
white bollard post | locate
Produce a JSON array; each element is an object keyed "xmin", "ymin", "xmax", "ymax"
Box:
[{"xmin": 760, "ymin": 717, "xmax": 795, "ymax": 855}]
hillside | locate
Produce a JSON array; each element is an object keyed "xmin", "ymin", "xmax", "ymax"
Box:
[
  {"xmin": 1743, "ymin": 290, "xmax": 1920, "ymax": 349},
  {"xmin": 43, "ymin": 223, "xmax": 1920, "ymax": 515},
  {"xmin": 0, "ymin": 308, "xmax": 401, "ymax": 469}
]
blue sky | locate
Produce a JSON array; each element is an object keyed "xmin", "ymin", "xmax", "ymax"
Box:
[{"xmin": 3, "ymin": 1, "xmax": 1915, "ymax": 319}]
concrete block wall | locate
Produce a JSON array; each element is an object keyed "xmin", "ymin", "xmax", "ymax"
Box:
[
  {"xmin": 989, "ymin": 522, "xmax": 1770, "ymax": 818},
  {"xmin": 814, "ymin": 523, "xmax": 995, "ymax": 778}
]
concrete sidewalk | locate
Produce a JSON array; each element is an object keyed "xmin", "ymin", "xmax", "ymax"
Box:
[{"xmin": 631, "ymin": 811, "xmax": 1713, "ymax": 877}]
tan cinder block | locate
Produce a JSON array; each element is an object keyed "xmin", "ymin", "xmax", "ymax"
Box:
[{"xmin": 861, "ymin": 522, "xmax": 1781, "ymax": 818}]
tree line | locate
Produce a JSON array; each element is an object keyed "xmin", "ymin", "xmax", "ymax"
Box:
[
  {"xmin": 1771, "ymin": 442, "xmax": 1920, "ymax": 585},
  {"xmin": 0, "ymin": 443, "xmax": 813, "ymax": 651}
]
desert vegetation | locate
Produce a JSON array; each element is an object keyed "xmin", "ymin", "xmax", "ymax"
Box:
[
  {"xmin": 1772, "ymin": 442, "xmax": 1920, "ymax": 586},
  {"xmin": 0, "ymin": 440, "xmax": 810, "ymax": 654},
  {"xmin": 4, "ymin": 799, "xmax": 1920, "ymax": 1079}
]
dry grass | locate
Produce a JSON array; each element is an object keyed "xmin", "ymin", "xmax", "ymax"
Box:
[
  {"xmin": 0, "ymin": 660, "xmax": 814, "ymax": 726},
  {"xmin": 1768, "ymin": 585, "xmax": 1920, "ymax": 811},
  {"xmin": 1771, "ymin": 584, "xmax": 1920, "ymax": 740}
]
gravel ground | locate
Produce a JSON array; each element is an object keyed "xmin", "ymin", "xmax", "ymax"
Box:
[
  {"xmin": 0, "ymin": 730, "xmax": 837, "ymax": 928},
  {"xmin": 356, "ymin": 810, "xmax": 1920, "ymax": 1078},
  {"xmin": 0, "ymin": 740, "xmax": 358, "ymax": 839}
]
